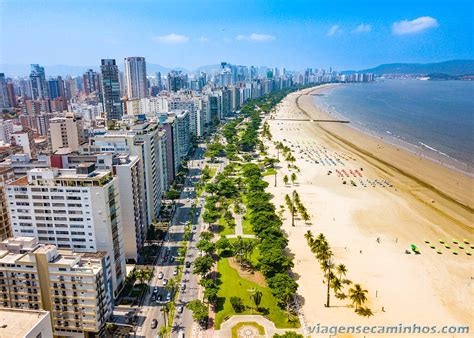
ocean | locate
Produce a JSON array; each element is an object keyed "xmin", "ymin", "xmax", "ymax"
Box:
[{"xmin": 312, "ymin": 79, "xmax": 474, "ymax": 174}]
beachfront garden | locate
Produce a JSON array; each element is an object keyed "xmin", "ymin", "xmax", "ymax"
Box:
[{"xmin": 189, "ymin": 90, "xmax": 303, "ymax": 330}]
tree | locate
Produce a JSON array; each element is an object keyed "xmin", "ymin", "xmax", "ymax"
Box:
[
  {"xmin": 202, "ymin": 209, "xmax": 220, "ymax": 227},
  {"xmin": 290, "ymin": 172, "xmax": 297, "ymax": 184},
  {"xmin": 160, "ymin": 302, "xmax": 172, "ymax": 327},
  {"xmin": 200, "ymin": 231, "xmax": 215, "ymax": 241},
  {"xmin": 356, "ymin": 306, "xmax": 374, "ymax": 317},
  {"xmin": 283, "ymin": 175, "xmax": 289, "ymax": 185},
  {"xmin": 186, "ymin": 300, "xmax": 209, "ymax": 326},
  {"xmin": 197, "ymin": 239, "xmax": 216, "ymax": 256},
  {"xmin": 321, "ymin": 259, "xmax": 334, "ymax": 307},
  {"xmin": 301, "ymin": 209, "xmax": 310, "ymax": 223},
  {"xmin": 216, "ymin": 236, "xmax": 232, "ymax": 255},
  {"xmin": 165, "ymin": 189, "xmax": 181, "ymax": 200},
  {"xmin": 251, "ymin": 290, "xmax": 263, "ymax": 310},
  {"xmin": 349, "ymin": 284, "xmax": 368, "ymax": 311},
  {"xmin": 336, "ymin": 264, "xmax": 348, "ymax": 281},
  {"xmin": 204, "ymin": 285, "xmax": 219, "ymax": 305},
  {"xmin": 331, "ymin": 277, "xmax": 343, "ymax": 295},
  {"xmin": 230, "ymin": 296, "xmax": 245, "ymax": 313},
  {"xmin": 267, "ymin": 273, "xmax": 298, "ymax": 306},
  {"xmin": 193, "ymin": 256, "xmax": 214, "ymax": 277},
  {"xmin": 205, "ymin": 182, "xmax": 219, "ymax": 195}
]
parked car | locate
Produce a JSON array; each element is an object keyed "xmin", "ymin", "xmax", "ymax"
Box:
[
  {"xmin": 156, "ymin": 294, "xmax": 162, "ymax": 302},
  {"xmin": 162, "ymin": 279, "xmax": 168, "ymax": 286},
  {"xmin": 177, "ymin": 305, "xmax": 184, "ymax": 314},
  {"xmin": 185, "ymin": 261, "xmax": 191, "ymax": 268},
  {"xmin": 151, "ymin": 319, "xmax": 158, "ymax": 329},
  {"xmin": 181, "ymin": 284, "xmax": 186, "ymax": 291},
  {"xmin": 157, "ymin": 272, "xmax": 164, "ymax": 279},
  {"xmin": 166, "ymin": 292, "xmax": 172, "ymax": 301},
  {"xmin": 153, "ymin": 286, "xmax": 158, "ymax": 293},
  {"xmin": 173, "ymin": 268, "xmax": 178, "ymax": 275}
]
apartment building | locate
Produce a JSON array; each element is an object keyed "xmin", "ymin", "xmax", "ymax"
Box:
[
  {"xmin": 87, "ymin": 122, "xmax": 167, "ymax": 224},
  {"xmin": 0, "ymin": 308, "xmax": 53, "ymax": 338},
  {"xmin": 50, "ymin": 152, "xmax": 147, "ymax": 263},
  {"xmin": 49, "ymin": 113, "xmax": 85, "ymax": 152},
  {"xmin": 5, "ymin": 165, "xmax": 125, "ymax": 295},
  {"xmin": 0, "ymin": 237, "xmax": 113, "ymax": 337},
  {"xmin": 0, "ymin": 167, "xmax": 14, "ymax": 241}
]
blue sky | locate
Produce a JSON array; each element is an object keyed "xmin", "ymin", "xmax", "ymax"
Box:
[{"xmin": 0, "ymin": 0, "xmax": 472, "ymax": 70}]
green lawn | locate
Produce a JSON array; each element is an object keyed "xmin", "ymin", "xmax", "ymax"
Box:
[
  {"xmin": 215, "ymin": 258, "xmax": 299, "ymax": 330},
  {"xmin": 218, "ymin": 215, "xmax": 235, "ymax": 236}
]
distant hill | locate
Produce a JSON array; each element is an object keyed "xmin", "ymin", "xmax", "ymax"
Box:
[{"xmin": 343, "ymin": 60, "xmax": 474, "ymax": 76}]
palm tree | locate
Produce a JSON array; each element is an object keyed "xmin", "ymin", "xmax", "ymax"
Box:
[
  {"xmin": 160, "ymin": 303, "xmax": 171, "ymax": 327},
  {"xmin": 336, "ymin": 264, "xmax": 348, "ymax": 281},
  {"xmin": 302, "ymin": 210, "xmax": 310, "ymax": 224},
  {"xmin": 356, "ymin": 306, "xmax": 374, "ymax": 317},
  {"xmin": 291, "ymin": 172, "xmax": 297, "ymax": 184},
  {"xmin": 304, "ymin": 230, "xmax": 314, "ymax": 243},
  {"xmin": 349, "ymin": 284, "xmax": 368, "ymax": 311},
  {"xmin": 321, "ymin": 261, "xmax": 335, "ymax": 307},
  {"xmin": 331, "ymin": 277, "xmax": 343, "ymax": 295},
  {"xmin": 283, "ymin": 175, "xmax": 289, "ymax": 185}
]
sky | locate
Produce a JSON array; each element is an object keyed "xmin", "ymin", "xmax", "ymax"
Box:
[{"xmin": 0, "ymin": 0, "xmax": 473, "ymax": 71}]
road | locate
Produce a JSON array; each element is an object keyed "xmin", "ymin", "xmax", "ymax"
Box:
[{"xmin": 135, "ymin": 144, "xmax": 209, "ymax": 338}]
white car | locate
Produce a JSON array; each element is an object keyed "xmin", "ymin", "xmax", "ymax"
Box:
[
  {"xmin": 157, "ymin": 272, "xmax": 164, "ymax": 280},
  {"xmin": 163, "ymin": 279, "xmax": 168, "ymax": 286},
  {"xmin": 173, "ymin": 268, "xmax": 178, "ymax": 275}
]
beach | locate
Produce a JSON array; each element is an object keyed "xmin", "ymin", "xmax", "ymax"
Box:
[{"xmin": 263, "ymin": 85, "xmax": 474, "ymax": 336}]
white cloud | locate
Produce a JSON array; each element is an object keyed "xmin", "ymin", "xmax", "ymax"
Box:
[
  {"xmin": 236, "ymin": 33, "xmax": 276, "ymax": 42},
  {"xmin": 392, "ymin": 16, "xmax": 438, "ymax": 35},
  {"xmin": 352, "ymin": 24, "xmax": 372, "ymax": 33},
  {"xmin": 326, "ymin": 25, "xmax": 343, "ymax": 36},
  {"xmin": 152, "ymin": 33, "xmax": 189, "ymax": 43}
]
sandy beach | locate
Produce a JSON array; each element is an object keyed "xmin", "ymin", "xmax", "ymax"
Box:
[{"xmin": 263, "ymin": 85, "xmax": 474, "ymax": 336}]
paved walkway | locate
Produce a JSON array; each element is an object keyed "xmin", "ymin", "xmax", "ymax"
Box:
[
  {"xmin": 227, "ymin": 205, "xmax": 256, "ymax": 239},
  {"xmin": 216, "ymin": 315, "xmax": 304, "ymax": 338}
]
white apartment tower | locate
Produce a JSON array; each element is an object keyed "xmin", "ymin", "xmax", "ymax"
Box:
[
  {"xmin": 5, "ymin": 165, "xmax": 126, "ymax": 295},
  {"xmin": 124, "ymin": 57, "xmax": 148, "ymax": 100}
]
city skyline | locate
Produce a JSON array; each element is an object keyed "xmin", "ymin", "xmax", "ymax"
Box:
[{"xmin": 1, "ymin": 0, "xmax": 473, "ymax": 71}]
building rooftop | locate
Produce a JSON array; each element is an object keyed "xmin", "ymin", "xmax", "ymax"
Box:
[{"xmin": 0, "ymin": 308, "xmax": 50, "ymax": 338}]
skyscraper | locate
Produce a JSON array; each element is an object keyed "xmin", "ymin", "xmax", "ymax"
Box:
[
  {"xmin": 124, "ymin": 56, "xmax": 148, "ymax": 100},
  {"xmin": 0, "ymin": 73, "xmax": 10, "ymax": 108},
  {"xmin": 29, "ymin": 64, "xmax": 49, "ymax": 100},
  {"xmin": 100, "ymin": 59, "xmax": 123, "ymax": 122},
  {"xmin": 83, "ymin": 69, "xmax": 100, "ymax": 95}
]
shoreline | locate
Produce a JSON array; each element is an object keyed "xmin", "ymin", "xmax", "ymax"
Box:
[
  {"xmin": 263, "ymin": 87, "xmax": 473, "ymax": 333},
  {"xmin": 294, "ymin": 85, "xmax": 474, "ymax": 214},
  {"xmin": 310, "ymin": 83, "xmax": 473, "ymax": 177}
]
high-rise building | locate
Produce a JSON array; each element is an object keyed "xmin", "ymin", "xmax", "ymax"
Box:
[
  {"xmin": 29, "ymin": 64, "xmax": 49, "ymax": 100},
  {"xmin": 6, "ymin": 166, "xmax": 126, "ymax": 295},
  {"xmin": 87, "ymin": 123, "xmax": 167, "ymax": 224},
  {"xmin": 48, "ymin": 78, "xmax": 60, "ymax": 100},
  {"xmin": 100, "ymin": 59, "xmax": 123, "ymax": 122},
  {"xmin": 49, "ymin": 113, "xmax": 84, "ymax": 153},
  {"xmin": 124, "ymin": 57, "xmax": 148, "ymax": 100},
  {"xmin": 167, "ymin": 71, "xmax": 186, "ymax": 92},
  {"xmin": 0, "ymin": 167, "xmax": 14, "ymax": 240},
  {"xmin": 0, "ymin": 308, "xmax": 53, "ymax": 338},
  {"xmin": 6, "ymin": 83, "xmax": 17, "ymax": 107},
  {"xmin": 0, "ymin": 237, "xmax": 113, "ymax": 336},
  {"xmin": 0, "ymin": 73, "xmax": 10, "ymax": 108},
  {"xmin": 11, "ymin": 130, "xmax": 36, "ymax": 158},
  {"xmin": 83, "ymin": 69, "xmax": 100, "ymax": 95},
  {"xmin": 51, "ymin": 152, "xmax": 147, "ymax": 263}
]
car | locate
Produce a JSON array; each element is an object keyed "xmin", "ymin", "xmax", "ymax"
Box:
[
  {"xmin": 192, "ymin": 225, "xmax": 197, "ymax": 230},
  {"xmin": 173, "ymin": 268, "xmax": 178, "ymax": 275},
  {"xmin": 185, "ymin": 261, "xmax": 191, "ymax": 268},
  {"xmin": 170, "ymin": 256, "xmax": 175, "ymax": 263},
  {"xmin": 157, "ymin": 272, "xmax": 164, "ymax": 279},
  {"xmin": 177, "ymin": 305, "xmax": 184, "ymax": 314},
  {"xmin": 151, "ymin": 295, "xmax": 156, "ymax": 301},
  {"xmin": 153, "ymin": 286, "xmax": 158, "ymax": 293},
  {"xmin": 181, "ymin": 284, "xmax": 186, "ymax": 291},
  {"xmin": 162, "ymin": 256, "xmax": 168, "ymax": 262},
  {"xmin": 151, "ymin": 319, "xmax": 158, "ymax": 329},
  {"xmin": 166, "ymin": 292, "xmax": 172, "ymax": 301},
  {"xmin": 156, "ymin": 294, "xmax": 163, "ymax": 302},
  {"xmin": 163, "ymin": 279, "xmax": 168, "ymax": 286}
]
